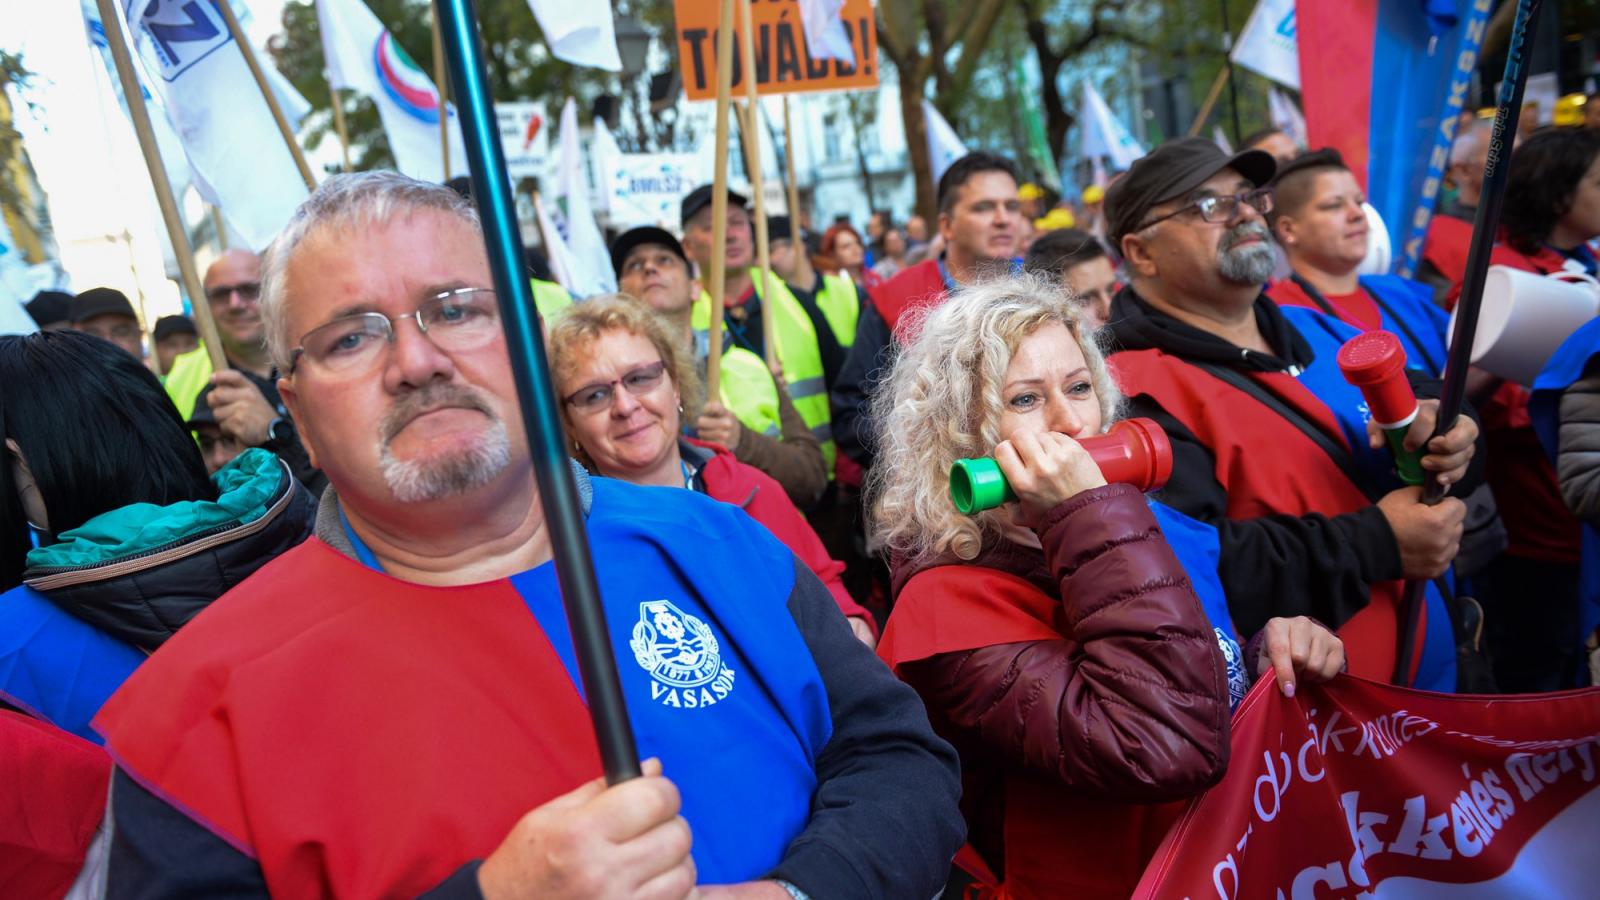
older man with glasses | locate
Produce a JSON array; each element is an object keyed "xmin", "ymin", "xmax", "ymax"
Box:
[
  {"xmin": 93, "ymin": 172, "xmax": 963, "ymax": 900},
  {"xmin": 1101, "ymin": 137, "xmax": 1486, "ymax": 692}
]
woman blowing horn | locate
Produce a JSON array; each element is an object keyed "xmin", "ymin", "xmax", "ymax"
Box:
[{"xmin": 869, "ymin": 273, "xmax": 1343, "ymax": 898}]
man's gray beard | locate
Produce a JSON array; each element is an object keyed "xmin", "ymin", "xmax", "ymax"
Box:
[
  {"xmin": 1217, "ymin": 224, "xmax": 1277, "ymax": 285},
  {"xmin": 379, "ymin": 417, "xmax": 512, "ymax": 503}
]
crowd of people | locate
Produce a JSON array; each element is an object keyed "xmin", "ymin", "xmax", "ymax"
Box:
[{"xmin": 3, "ymin": 104, "xmax": 1599, "ymax": 899}]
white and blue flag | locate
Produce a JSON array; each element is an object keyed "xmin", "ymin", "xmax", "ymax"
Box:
[{"xmin": 122, "ymin": 0, "xmax": 311, "ymax": 249}]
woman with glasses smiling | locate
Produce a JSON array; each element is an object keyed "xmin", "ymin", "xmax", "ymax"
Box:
[{"xmin": 547, "ymin": 296, "xmax": 877, "ymax": 645}]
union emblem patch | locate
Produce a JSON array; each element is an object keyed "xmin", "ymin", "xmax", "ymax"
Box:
[{"xmin": 630, "ymin": 600, "xmax": 736, "ymax": 708}]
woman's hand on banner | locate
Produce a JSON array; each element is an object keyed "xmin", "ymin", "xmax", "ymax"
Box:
[{"xmin": 1257, "ymin": 616, "xmax": 1346, "ymax": 697}]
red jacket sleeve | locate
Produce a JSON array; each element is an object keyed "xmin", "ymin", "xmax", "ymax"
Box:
[{"xmin": 898, "ymin": 484, "xmax": 1229, "ymax": 801}]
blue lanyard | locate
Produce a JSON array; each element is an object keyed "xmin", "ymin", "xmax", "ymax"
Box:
[{"xmin": 338, "ymin": 505, "xmax": 387, "ymax": 574}]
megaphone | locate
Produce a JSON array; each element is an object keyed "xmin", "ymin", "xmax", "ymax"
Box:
[
  {"xmin": 1450, "ymin": 264, "xmax": 1600, "ymax": 386},
  {"xmin": 949, "ymin": 418, "xmax": 1173, "ymax": 515}
]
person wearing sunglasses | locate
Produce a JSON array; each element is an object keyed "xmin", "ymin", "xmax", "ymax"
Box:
[
  {"xmin": 95, "ymin": 173, "xmax": 961, "ymax": 899},
  {"xmin": 1102, "ymin": 137, "xmax": 1485, "ymax": 693},
  {"xmin": 547, "ymin": 295, "xmax": 877, "ymax": 647}
]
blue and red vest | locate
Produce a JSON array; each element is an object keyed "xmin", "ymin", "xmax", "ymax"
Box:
[
  {"xmin": 1268, "ymin": 273, "xmax": 1449, "ymax": 376},
  {"xmin": 1530, "ymin": 317, "xmax": 1600, "ymax": 660},
  {"xmin": 1110, "ymin": 305, "xmax": 1456, "ymax": 691},
  {"xmin": 95, "ymin": 478, "xmax": 830, "ymax": 896}
]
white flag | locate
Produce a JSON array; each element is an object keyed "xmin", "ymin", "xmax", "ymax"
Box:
[
  {"xmin": 534, "ymin": 193, "xmax": 581, "ymax": 295},
  {"xmin": 1231, "ymin": 0, "xmax": 1300, "ymax": 89},
  {"xmin": 122, "ymin": 0, "xmax": 310, "ymax": 249},
  {"xmin": 550, "ymin": 99, "xmax": 617, "ymax": 299},
  {"xmin": 318, "ymin": 0, "xmax": 467, "ymax": 182},
  {"xmin": 797, "ymin": 0, "xmax": 854, "ymax": 62},
  {"xmin": 1268, "ymin": 87, "xmax": 1308, "ymax": 150},
  {"xmin": 1212, "ymin": 126, "xmax": 1234, "ymax": 154},
  {"xmin": 1080, "ymin": 81, "xmax": 1145, "ymax": 172},
  {"xmin": 524, "ymin": 0, "xmax": 622, "ymax": 71},
  {"xmin": 81, "ymin": 0, "xmax": 194, "ymax": 202},
  {"xmin": 922, "ymin": 100, "xmax": 969, "ymax": 184}
]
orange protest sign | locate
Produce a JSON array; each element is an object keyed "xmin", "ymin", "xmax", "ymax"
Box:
[{"xmin": 675, "ymin": 0, "xmax": 878, "ymax": 100}]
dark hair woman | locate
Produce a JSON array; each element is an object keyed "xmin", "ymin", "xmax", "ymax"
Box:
[
  {"xmin": 1466, "ymin": 127, "xmax": 1600, "ymax": 691},
  {"xmin": 0, "ymin": 331, "xmax": 316, "ymax": 741},
  {"xmin": 1501, "ymin": 127, "xmax": 1600, "ymax": 266}
]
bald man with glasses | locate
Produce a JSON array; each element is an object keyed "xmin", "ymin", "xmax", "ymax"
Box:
[
  {"xmin": 163, "ymin": 248, "xmax": 327, "ymax": 493},
  {"xmin": 1101, "ymin": 137, "xmax": 1485, "ymax": 692}
]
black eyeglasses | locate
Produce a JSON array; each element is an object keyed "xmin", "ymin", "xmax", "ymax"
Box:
[
  {"xmin": 1136, "ymin": 188, "xmax": 1275, "ymax": 232},
  {"xmin": 563, "ymin": 361, "xmax": 669, "ymax": 414},
  {"xmin": 205, "ymin": 282, "xmax": 261, "ymax": 304}
]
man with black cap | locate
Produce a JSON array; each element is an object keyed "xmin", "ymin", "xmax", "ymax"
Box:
[
  {"xmin": 768, "ymin": 215, "xmax": 861, "ymax": 360},
  {"xmin": 24, "ymin": 291, "xmax": 74, "ymax": 333},
  {"xmin": 679, "ymin": 185, "xmax": 845, "ymax": 477},
  {"xmin": 185, "ymin": 386, "xmax": 247, "ymax": 474},
  {"xmin": 152, "ymin": 315, "xmax": 199, "ymax": 375},
  {"xmin": 611, "ymin": 225, "xmax": 827, "ymax": 507},
  {"xmin": 70, "ymin": 287, "xmax": 146, "ymax": 359},
  {"xmin": 1102, "ymin": 136, "xmax": 1487, "ymax": 692}
]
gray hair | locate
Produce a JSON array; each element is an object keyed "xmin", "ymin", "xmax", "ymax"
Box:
[
  {"xmin": 259, "ymin": 171, "xmax": 481, "ymax": 371},
  {"xmin": 866, "ymin": 272, "xmax": 1122, "ymax": 564}
]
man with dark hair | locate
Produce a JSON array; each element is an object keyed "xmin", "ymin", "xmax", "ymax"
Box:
[
  {"xmin": 1264, "ymin": 149, "xmax": 1450, "ymax": 375},
  {"xmin": 70, "ymin": 287, "xmax": 145, "ymax": 360},
  {"xmin": 1102, "ymin": 136, "xmax": 1484, "ymax": 692},
  {"xmin": 830, "ymin": 151, "xmax": 1024, "ymax": 466},
  {"xmin": 24, "ymin": 291, "xmax": 73, "ymax": 332},
  {"xmin": 152, "ymin": 314, "xmax": 199, "ymax": 375},
  {"xmin": 1023, "ymin": 227, "xmax": 1119, "ymax": 329}
]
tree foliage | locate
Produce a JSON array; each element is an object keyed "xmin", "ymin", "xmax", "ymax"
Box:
[{"xmin": 0, "ymin": 49, "xmax": 34, "ymax": 221}]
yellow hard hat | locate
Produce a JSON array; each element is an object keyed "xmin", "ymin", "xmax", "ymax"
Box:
[
  {"xmin": 1554, "ymin": 93, "xmax": 1586, "ymax": 128},
  {"xmin": 1034, "ymin": 208, "xmax": 1077, "ymax": 232},
  {"xmin": 1081, "ymin": 184, "xmax": 1105, "ymax": 205},
  {"xmin": 1018, "ymin": 182, "xmax": 1046, "ymax": 201}
]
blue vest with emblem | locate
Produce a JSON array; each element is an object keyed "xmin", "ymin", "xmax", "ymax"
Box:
[
  {"xmin": 342, "ymin": 476, "xmax": 831, "ymax": 880},
  {"xmin": 1277, "ymin": 305, "xmax": 1458, "ymax": 692},
  {"xmin": 1149, "ymin": 500, "xmax": 1249, "ymax": 709}
]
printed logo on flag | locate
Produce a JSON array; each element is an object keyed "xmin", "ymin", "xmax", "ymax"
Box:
[
  {"xmin": 630, "ymin": 599, "xmax": 737, "ymax": 709},
  {"xmin": 373, "ymin": 32, "xmax": 440, "ymax": 125},
  {"xmin": 133, "ymin": 0, "xmax": 233, "ymax": 81}
]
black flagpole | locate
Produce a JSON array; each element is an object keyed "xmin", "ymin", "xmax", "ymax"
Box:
[
  {"xmin": 1393, "ymin": 0, "xmax": 1544, "ymax": 687},
  {"xmin": 435, "ymin": 0, "xmax": 641, "ymax": 782}
]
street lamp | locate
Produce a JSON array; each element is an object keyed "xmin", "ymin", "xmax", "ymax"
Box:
[{"xmin": 614, "ymin": 15, "xmax": 651, "ymax": 78}]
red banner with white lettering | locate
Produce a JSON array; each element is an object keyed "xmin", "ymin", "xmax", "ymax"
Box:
[{"xmin": 1135, "ymin": 676, "xmax": 1600, "ymax": 898}]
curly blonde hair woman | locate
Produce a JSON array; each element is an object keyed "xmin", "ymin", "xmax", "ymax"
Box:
[{"xmin": 871, "ymin": 274, "xmax": 1343, "ymax": 899}]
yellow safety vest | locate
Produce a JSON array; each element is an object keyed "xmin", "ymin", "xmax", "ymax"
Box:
[
  {"xmin": 713, "ymin": 344, "xmax": 782, "ymax": 439},
  {"xmin": 694, "ymin": 272, "xmax": 836, "ymax": 472},
  {"xmin": 164, "ymin": 345, "xmax": 215, "ymax": 421},
  {"xmin": 532, "ymin": 279, "xmax": 573, "ymax": 318},
  {"xmin": 814, "ymin": 273, "xmax": 861, "ymax": 349}
]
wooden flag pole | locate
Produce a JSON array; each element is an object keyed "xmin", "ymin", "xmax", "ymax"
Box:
[
  {"xmin": 94, "ymin": 0, "xmax": 226, "ymax": 373},
  {"xmin": 210, "ymin": 204, "xmax": 230, "ymax": 251},
  {"xmin": 782, "ymin": 96, "xmax": 802, "ymax": 237},
  {"xmin": 736, "ymin": 0, "xmax": 778, "ymax": 372},
  {"xmin": 215, "ymin": 0, "xmax": 316, "ymax": 189},
  {"xmin": 431, "ymin": 0, "xmax": 451, "ymax": 178},
  {"xmin": 704, "ymin": 0, "xmax": 737, "ymax": 404},
  {"xmin": 330, "ymin": 87, "xmax": 354, "ymax": 172},
  {"xmin": 1188, "ymin": 67, "xmax": 1230, "ymax": 137}
]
